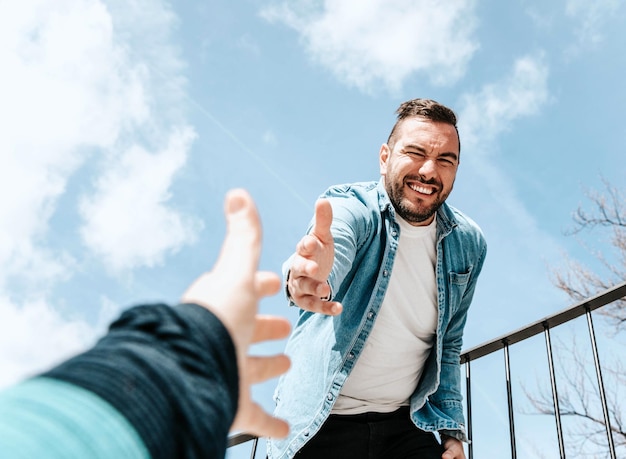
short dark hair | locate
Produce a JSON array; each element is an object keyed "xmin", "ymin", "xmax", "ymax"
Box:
[{"xmin": 387, "ymin": 98, "xmax": 460, "ymax": 153}]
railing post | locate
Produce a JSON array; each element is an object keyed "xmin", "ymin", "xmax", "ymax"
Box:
[
  {"xmin": 465, "ymin": 360, "xmax": 473, "ymax": 459},
  {"xmin": 248, "ymin": 438, "xmax": 258, "ymax": 459},
  {"xmin": 543, "ymin": 323, "xmax": 566, "ymax": 459},
  {"xmin": 503, "ymin": 341, "xmax": 517, "ymax": 459},
  {"xmin": 585, "ymin": 308, "xmax": 617, "ymax": 459}
]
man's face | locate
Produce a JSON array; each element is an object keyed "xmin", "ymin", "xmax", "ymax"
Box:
[{"xmin": 379, "ymin": 117, "xmax": 460, "ymax": 226}]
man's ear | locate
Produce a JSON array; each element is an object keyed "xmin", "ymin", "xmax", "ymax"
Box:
[{"xmin": 379, "ymin": 144, "xmax": 390, "ymax": 175}]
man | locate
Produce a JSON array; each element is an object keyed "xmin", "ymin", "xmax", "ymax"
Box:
[{"xmin": 268, "ymin": 99, "xmax": 487, "ymax": 459}]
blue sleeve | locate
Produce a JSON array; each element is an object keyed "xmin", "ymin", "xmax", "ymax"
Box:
[
  {"xmin": 0, "ymin": 378, "xmax": 150, "ymax": 459},
  {"xmin": 0, "ymin": 303, "xmax": 238, "ymax": 459}
]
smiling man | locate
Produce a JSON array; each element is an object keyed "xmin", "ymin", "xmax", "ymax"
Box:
[{"xmin": 268, "ymin": 99, "xmax": 487, "ymax": 459}]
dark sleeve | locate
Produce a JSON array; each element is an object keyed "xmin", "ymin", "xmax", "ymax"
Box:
[{"xmin": 42, "ymin": 303, "xmax": 238, "ymax": 459}]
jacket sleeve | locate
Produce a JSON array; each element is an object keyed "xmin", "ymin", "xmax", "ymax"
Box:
[{"xmin": 1, "ymin": 303, "xmax": 239, "ymax": 459}]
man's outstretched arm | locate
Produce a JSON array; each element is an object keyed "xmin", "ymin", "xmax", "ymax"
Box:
[{"xmin": 286, "ymin": 198, "xmax": 342, "ymax": 315}]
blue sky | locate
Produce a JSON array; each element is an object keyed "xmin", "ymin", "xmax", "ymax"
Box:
[{"xmin": 2, "ymin": 0, "xmax": 625, "ymax": 457}]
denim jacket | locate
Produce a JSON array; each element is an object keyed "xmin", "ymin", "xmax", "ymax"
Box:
[{"xmin": 268, "ymin": 181, "xmax": 487, "ymax": 459}]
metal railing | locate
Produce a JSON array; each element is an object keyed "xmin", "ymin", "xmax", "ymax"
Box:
[
  {"xmin": 461, "ymin": 280, "xmax": 626, "ymax": 459},
  {"xmin": 228, "ymin": 281, "xmax": 626, "ymax": 458}
]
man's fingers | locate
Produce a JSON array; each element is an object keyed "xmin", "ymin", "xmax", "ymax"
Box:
[
  {"xmin": 295, "ymin": 234, "xmax": 321, "ymax": 259},
  {"xmin": 290, "ymin": 275, "xmax": 327, "ymax": 298},
  {"xmin": 441, "ymin": 437, "xmax": 465, "ymax": 459},
  {"xmin": 290, "ymin": 270, "xmax": 341, "ymax": 314},
  {"xmin": 290, "ymin": 255, "xmax": 321, "ymax": 279},
  {"xmin": 293, "ymin": 296, "xmax": 342, "ymax": 315},
  {"xmin": 246, "ymin": 354, "xmax": 291, "ymax": 383},
  {"xmin": 251, "ymin": 315, "xmax": 291, "ymax": 343},
  {"xmin": 294, "ymin": 201, "xmax": 332, "ymax": 258},
  {"xmin": 311, "ymin": 199, "xmax": 333, "ymax": 244},
  {"xmin": 289, "ymin": 273, "xmax": 341, "ymax": 314}
]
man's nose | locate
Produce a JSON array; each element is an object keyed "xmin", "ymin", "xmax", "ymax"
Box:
[{"xmin": 418, "ymin": 159, "xmax": 436, "ymax": 177}]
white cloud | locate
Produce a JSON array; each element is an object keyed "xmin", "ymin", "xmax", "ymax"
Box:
[
  {"xmin": 566, "ymin": 0, "xmax": 622, "ymax": 49},
  {"xmin": 0, "ymin": 292, "xmax": 129, "ymax": 390},
  {"xmin": 0, "ymin": 0, "xmax": 149, "ymax": 290},
  {"xmin": 0, "ymin": 296, "xmax": 97, "ymax": 389},
  {"xmin": 457, "ymin": 54, "xmax": 550, "ymax": 228},
  {"xmin": 261, "ymin": 0, "xmax": 478, "ymax": 93},
  {"xmin": 459, "ymin": 54, "xmax": 550, "ymax": 155},
  {"xmin": 0, "ymin": 0, "xmax": 199, "ymax": 285},
  {"xmin": 0, "ymin": 0, "xmax": 199, "ymax": 385},
  {"xmin": 80, "ymin": 127, "xmax": 202, "ymax": 271}
]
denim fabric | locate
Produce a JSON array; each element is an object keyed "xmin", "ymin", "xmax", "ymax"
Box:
[{"xmin": 268, "ymin": 181, "xmax": 486, "ymax": 459}]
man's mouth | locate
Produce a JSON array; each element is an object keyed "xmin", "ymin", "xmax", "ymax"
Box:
[{"xmin": 407, "ymin": 181, "xmax": 435, "ymax": 196}]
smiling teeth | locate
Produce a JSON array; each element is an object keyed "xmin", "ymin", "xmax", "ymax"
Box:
[{"xmin": 409, "ymin": 183, "xmax": 433, "ymax": 195}]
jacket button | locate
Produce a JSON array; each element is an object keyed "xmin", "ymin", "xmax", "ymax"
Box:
[
  {"xmin": 383, "ymin": 270, "xmax": 389, "ymax": 277},
  {"xmin": 348, "ymin": 352, "xmax": 355, "ymax": 360},
  {"xmin": 327, "ymin": 393, "xmax": 333, "ymax": 401},
  {"xmin": 367, "ymin": 311, "xmax": 375, "ymax": 319}
]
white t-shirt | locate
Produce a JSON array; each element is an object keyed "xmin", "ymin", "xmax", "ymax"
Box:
[{"xmin": 333, "ymin": 214, "xmax": 438, "ymax": 414}]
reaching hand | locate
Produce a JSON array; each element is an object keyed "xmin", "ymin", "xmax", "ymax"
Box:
[
  {"xmin": 441, "ymin": 436, "xmax": 466, "ymax": 459},
  {"xmin": 287, "ymin": 199, "xmax": 342, "ymax": 315},
  {"xmin": 181, "ymin": 189, "xmax": 291, "ymax": 439}
]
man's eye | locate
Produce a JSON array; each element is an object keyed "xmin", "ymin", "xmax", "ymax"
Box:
[{"xmin": 438, "ymin": 157, "xmax": 456, "ymax": 166}]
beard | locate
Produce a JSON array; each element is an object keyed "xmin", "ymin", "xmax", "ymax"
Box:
[{"xmin": 384, "ymin": 176, "xmax": 450, "ymax": 225}]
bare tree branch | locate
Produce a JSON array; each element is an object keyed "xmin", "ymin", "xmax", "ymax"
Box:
[
  {"xmin": 553, "ymin": 179, "xmax": 626, "ymax": 333},
  {"xmin": 570, "ymin": 178, "xmax": 626, "ymax": 232},
  {"xmin": 531, "ymin": 181, "xmax": 626, "ymax": 457}
]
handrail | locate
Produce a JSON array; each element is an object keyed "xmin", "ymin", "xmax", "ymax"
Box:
[
  {"xmin": 228, "ymin": 432, "xmax": 257, "ymax": 448},
  {"xmin": 460, "ymin": 280, "xmax": 626, "ymax": 363}
]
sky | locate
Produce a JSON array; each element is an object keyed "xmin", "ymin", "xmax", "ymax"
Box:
[{"xmin": 1, "ymin": 0, "xmax": 625, "ymax": 457}]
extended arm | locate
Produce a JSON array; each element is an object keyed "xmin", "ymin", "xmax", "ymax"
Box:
[
  {"xmin": 286, "ymin": 199, "xmax": 342, "ymax": 315},
  {"xmin": 0, "ymin": 189, "xmax": 291, "ymax": 459}
]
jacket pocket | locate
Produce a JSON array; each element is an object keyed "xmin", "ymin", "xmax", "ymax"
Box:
[{"xmin": 447, "ymin": 269, "xmax": 471, "ymax": 314}]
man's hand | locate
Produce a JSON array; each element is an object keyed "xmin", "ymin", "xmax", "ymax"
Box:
[
  {"xmin": 181, "ymin": 189, "xmax": 291, "ymax": 439},
  {"xmin": 441, "ymin": 436, "xmax": 466, "ymax": 459},
  {"xmin": 287, "ymin": 199, "xmax": 342, "ymax": 315}
]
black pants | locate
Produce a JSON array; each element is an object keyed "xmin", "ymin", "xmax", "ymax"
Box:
[{"xmin": 294, "ymin": 407, "xmax": 445, "ymax": 459}]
